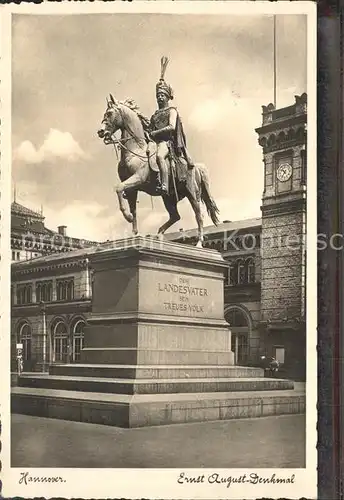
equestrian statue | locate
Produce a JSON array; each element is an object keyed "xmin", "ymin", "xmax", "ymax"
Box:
[{"xmin": 97, "ymin": 57, "xmax": 220, "ymax": 247}]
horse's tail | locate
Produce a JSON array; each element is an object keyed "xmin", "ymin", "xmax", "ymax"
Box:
[{"xmin": 198, "ymin": 164, "xmax": 220, "ymax": 226}]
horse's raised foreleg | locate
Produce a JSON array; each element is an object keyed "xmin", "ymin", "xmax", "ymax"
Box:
[
  {"xmin": 127, "ymin": 191, "xmax": 138, "ymax": 235},
  {"xmin": 115, "ymin": 173, "xmax": 142, "ymax": 224},
  {"xmin": 158, "ymin": 195, "xmax": 181, "ymax": 236}
]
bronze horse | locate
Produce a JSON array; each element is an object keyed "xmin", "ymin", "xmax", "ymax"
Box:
[{"xmin": 97, "ymin": 94, "xmax": 219, "ymax": 246}]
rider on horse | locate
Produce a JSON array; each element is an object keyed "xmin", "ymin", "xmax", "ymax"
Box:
[{"xmin": 149, "ymin": 57, "xmax": 194, "ymax": 195}]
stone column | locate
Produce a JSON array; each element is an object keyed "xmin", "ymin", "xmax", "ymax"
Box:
[
  {"xmin": 32, "ymin": 280, "xmax": 37, "ymax": 303},
  {"xmin": 12, "ymin": 283, "xmax": 17, "ymax": 305},
  {"xmin": 52, "ymin": 278, "xmax": 57, "ymax": 301},
  {"xmin": 85, "ymin": 259, "xmax": 91, "ymax": 298}
]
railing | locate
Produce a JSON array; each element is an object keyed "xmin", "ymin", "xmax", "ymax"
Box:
[{"xmin": 272, "ymin": 105, "xmax": 295, "ymax": 120}]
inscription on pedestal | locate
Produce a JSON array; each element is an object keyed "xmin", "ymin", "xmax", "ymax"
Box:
[
  {"xmin": 158, "ymin": 277, "xmax": 208, "ymax": 314},
  {"xmin": 139, "ymin": 268, "xmax": 222, "ymax": 319}
]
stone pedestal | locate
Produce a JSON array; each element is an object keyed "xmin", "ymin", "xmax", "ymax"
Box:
[
  {"xmin": 12, "ymin": 237, "xmax": 305, "ymax": 427},
  {"xmin": 82, "ymin": 236, "xmax": 234, "ymax": 370}
]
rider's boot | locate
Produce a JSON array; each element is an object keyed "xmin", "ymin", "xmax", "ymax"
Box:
[
  {"xmin": 160, "ymin": 168, "xmax": 169, "ymax": 195},
  {"xmin": 154, "ymin": 172, "xmax": 163, "ymax": 194},
  {"xmin": 156, "ymin": 157, "xmax": 169, "ymax": 195},
  {"xmin": 159, "ymin": 183, "xmax": 168, "ymax": 195}
]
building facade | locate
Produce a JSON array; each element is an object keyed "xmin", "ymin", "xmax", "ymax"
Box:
[
  {"xmin": 11, "ymin": 249, "xmax": 95, "ymax": 372},
  {"xmin": 256, "ymin": 93, "xmax": 307, "ymax": 380},
  {"xmin": 10, "ymin": 200, "xmax": 98, "ymax": 372},
  {"xmin": 11, "ymin": 95, "xmax": 307, "ymax": 379},
  {"xmin": 167, "ymin": 93, "xmax": 307, "ymax": 379},
  {"xmin": 11, "ymin": 200, "xmax": 97, "ymax": 262},
  {"xmin": 166, "ymin": 218, "xmax": 262, "ymax": 368}
]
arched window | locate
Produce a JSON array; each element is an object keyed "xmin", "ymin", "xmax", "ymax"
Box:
[
  {"xmin": 52, "ymin": 320, "xmax": 68, "ymax": 363},
  {"xmin": 277, "ymin": 131, "xmax": 286, "ymax": 143},
  {"xmin": 18, "ymin": 322, "xmax": 32, "ymax": 362},
  {"xmin": 16, "ymin": 283, "xmax": 33, "ymax": 305},
  {"xmin": 72, "ymin": 320, "xmax": 85, "ymax": 363},
  {"xmin": 225, "ymin": 307, "xmax": 250, "ymax": 365},
  {"xmin": 246, "ymin": 258, "xmax": 255, "ymax": 283},
  {"xmin": 56, "ymin": 278, "xmax": 74, "ymax": 301},
  {"xmin": 226, "ymin": 308, "xmax": 249, "ymax": 327},
  {"xmin": 227, "ymin": 261, "xmax": 236, "ymax": 286},
  {"xmin": 36, "ymin": 281, "xmax": 53, "ymax": 302},
  {"xmin": 215, "ymin": 241, "xmax": 223, "ymax": 251},
  {"xmin": 67, "ymin": 280, "xmax": 74, "ymax": 299},
  {"xmin": 287, "ymin": 129, "xmax": 295, "ymax": 141},
  {"xmin": 267, "ymin": 134, "xmax": 276, "ymax": 147},
  {"xmin": 236, "ymin": 260, "xmax": 246, "ymax": 284}
]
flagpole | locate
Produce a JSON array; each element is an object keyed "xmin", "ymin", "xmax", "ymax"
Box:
[{"xmin": 273, "ymin": 15, "xmax": 277, "ymax": 108}]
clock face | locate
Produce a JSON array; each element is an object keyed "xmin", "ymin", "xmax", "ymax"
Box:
[{"xmin": 277, "ymin": 163, "xmax": 292, "ymax": 182}]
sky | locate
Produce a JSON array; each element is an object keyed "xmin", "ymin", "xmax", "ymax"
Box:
[{"xmin": 12, "ymin": 13, "xmax": 307, "ymax": 242}]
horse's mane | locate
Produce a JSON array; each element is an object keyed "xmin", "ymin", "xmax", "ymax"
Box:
[{"xmin": 120, "ymin": 98, "xmax": 151, "ymax": 135}]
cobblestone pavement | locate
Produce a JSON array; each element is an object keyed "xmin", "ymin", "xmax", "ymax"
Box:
[{"xmin": 12, "ymin": 413, "xmax": 305, "ymax": 468}]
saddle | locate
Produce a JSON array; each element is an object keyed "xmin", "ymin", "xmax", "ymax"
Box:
[{"xmin": 146, "ymin": 141, "xmax": 188, "ymax": 184}]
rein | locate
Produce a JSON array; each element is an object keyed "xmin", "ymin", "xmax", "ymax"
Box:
[
  {"xmin": 111, "ymin": 135, "xmax": 155, "ymax": 160},
  {"xmin": 107, "ymin": 105, "xmax": 155, "ymax": 160}
]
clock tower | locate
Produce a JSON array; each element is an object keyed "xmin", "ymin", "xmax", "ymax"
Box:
[{"xmin": 255, "ymin": 93, "xmax": 307, "ymax": 380}]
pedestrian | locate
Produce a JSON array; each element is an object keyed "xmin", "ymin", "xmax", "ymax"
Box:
[{"xmin": 259, "ymin": 355, "xmax": 280, "ymax": 377}]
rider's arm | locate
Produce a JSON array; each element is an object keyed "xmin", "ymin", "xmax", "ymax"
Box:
[
  {"xmin": 150, "ymin": 108, "xmax": 178, "ymax": 140},
  {"xmin": 168, "ymin": 108, "xmax": 178, "ymax": 129}
]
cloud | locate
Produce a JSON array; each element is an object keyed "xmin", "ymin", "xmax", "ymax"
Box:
[
  {"xmin": 188, "ymin": 90, "xmax": 259, "ymax": 135},
  {"xmin": 216, "ymin": 196, "xmax": 261, "ymax": 222},
  {"xmin": 285, "ymin": 86, "xmax": 297, "ymax": 94},
  {"xmin": 11, "ymin": 15, "xmax": 306, "ymax": 242},
  {"xmin": 15, "ymin": 141, "xmax": 40, "ymax": 164},
  {"xmin": 43, "ymin": 201, "xmax": 112, "ymax": 241},
  {"xmin": 141, "ymin": 209, "xmax": 166, "ymax": 234},
  {"xmin": 188, "ymin": 92, "xmax": 231, "ymax": 132},
  {"xmin": 14, "ymin": 129, "xmax": 88, "ymax": 164},
  {"xmin": 12, "ymin": 180, "xmax": 41, "ymax": 207}
]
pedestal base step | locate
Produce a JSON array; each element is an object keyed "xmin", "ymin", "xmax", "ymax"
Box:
[
  {"xmin": 49, "ymin": 363, "xmax": 264, "ymax": 379},
  {"xmin": 81, "ymin": 348, "xmax": 234, "ymax": 365},
  {"xmin": 18, "ymin": 374, "xmax": 293, "ymax": 395},
  {"xmin": 11, "ymin": 386, "xmax": 305, "ymax": 428}
]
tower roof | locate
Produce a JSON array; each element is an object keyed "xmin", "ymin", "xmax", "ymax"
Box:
[
  {"xmin": 11, "ymin": 201, "xmax": 44, "ymax": 219},
  {"xmin": 256, "ymin": 93, "xmax": 307, "ymax": 133}
]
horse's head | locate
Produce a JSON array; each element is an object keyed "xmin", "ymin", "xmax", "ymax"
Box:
[{"xmin": 97, "ymin": 94, "xmax": 123, "ymax": 145}]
